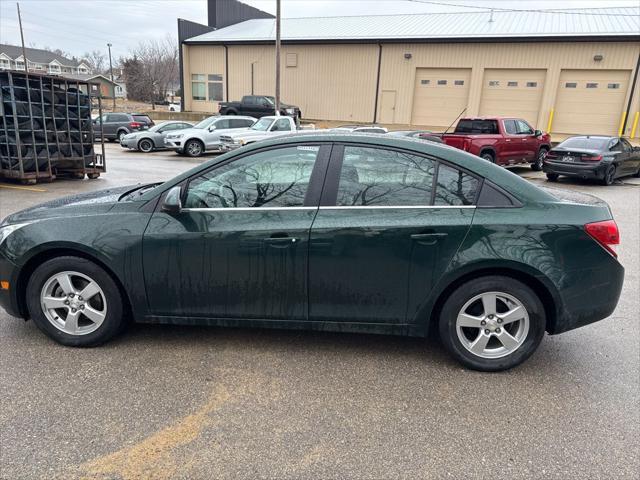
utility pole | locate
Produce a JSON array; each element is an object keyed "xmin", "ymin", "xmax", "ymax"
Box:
[
  {"xmin": 16, "ymin": 3, "xmax": 28, "ymax": 72},
  {"xmin": 274, "ymin": 0, "xmax": 281, "ymax": 115},
  {"xmin": 107, "ymin": 43, "xmax": 116, "ymax": 111}
]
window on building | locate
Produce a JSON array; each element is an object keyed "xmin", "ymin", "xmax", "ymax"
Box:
[
  {"xmin": 526, "ymin": 82, "xmax": 538, "ymax": 88},
  {"xmin": 586, "ymin": 83, "xmax": 599, "ymax": 89},
  {"xmin": 608, "ymin": 83, "xmax": 621, "ymax": 89},
  {"xmin": 420, "ymin": 79, "xmax": 430, "ymax": 85},
  {"xmin": 565, "ymin": 82, "xmax": 577, "ymax": 88},
  {"xmin": 488, "ymin": 80, "xmax": 500, "ymax": 87},
  {"xmin": 208, "ymin": 74, "xmax": 223, "ymax": 101},
  {"xmin": 437, "ymin": 80, "xmax": 447, "ymax": 85},
  {"xmin": 507, "ymin": 81, "xmax": 518, "ymax": 87},
  {"xmin": 454, "ymin": 80, "xmax": 465, "ymax": 86},
  {"xmin": 191, "ymin": 74, "xmax": 206, "ymax": 100}
]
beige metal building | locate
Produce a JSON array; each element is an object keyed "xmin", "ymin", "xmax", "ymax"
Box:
[{"xmin": 180, "ymin": 5, "xmax": 640, "ymax": 138}]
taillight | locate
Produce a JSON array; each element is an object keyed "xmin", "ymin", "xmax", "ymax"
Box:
[
  {"xmin": 129, "ymin": 121, "xmax": 142, "ymax": 128},
  {"xmin": 585, "ymin": 220, "xmax": 619, "ymax": 258},
  {"xmin": 462, "ymin": 139, "xmax": 471, "ymax": 151},
  {"xmin": 545, "ymin": 152, "xmax": 558, "ymax": 159},
  {"xmin": 582, "ymin": 155, "xmax": 602, "ymax": 162}
]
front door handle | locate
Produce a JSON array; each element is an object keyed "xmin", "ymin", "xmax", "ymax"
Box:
[
  {"xmin": 264, "ymin": 235, "xmax": 299, "ymax": 247},
  {"xmin": 411, "ymin": 233, "xmax": 448, "ymax": 245}
]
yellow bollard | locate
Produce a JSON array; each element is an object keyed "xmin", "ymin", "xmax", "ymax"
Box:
[
  {"xmin": 618, "ymin": 111, "xmax": 628, "ymax": 137},
  {"xmin": 546, "ymin": 108, "xmax": 554, "ymax": 133},
  {"xmin": 631, "ymin": 112, "xmax": 639, "ymax": 139}
]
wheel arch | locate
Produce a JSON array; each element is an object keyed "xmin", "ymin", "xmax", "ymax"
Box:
[
  {"xmin": 417, "ymin": 264, "xmax": 560, "ymax": 337},
  {"xmin": 15, "ymin": 246, "xmax": 134, "ymax": 321},
  {"xmin": 478, "ymin": 146, "xmax": 496, "ymax": 160},
  {"xmin": 137, "ymin": 136, "xmax": 154, "ymax": 150}
]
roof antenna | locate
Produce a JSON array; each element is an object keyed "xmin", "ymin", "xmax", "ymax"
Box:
[{"xmin": 489, "ymin": 9, "xmax": 495, "ymax": 23}]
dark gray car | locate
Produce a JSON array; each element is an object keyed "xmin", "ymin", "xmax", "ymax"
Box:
[
  {"xmin": 120, "ymin": 121, "xmax": 194, "ymax": 152},
  {"xmin": 92, "ymin": 113, "xmax": 154, "ymax": 143}
]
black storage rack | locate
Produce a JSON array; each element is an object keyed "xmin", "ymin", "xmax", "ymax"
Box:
[{"xmin": 0, "ymin": 70, "xmax": 106, "ymax": 184}]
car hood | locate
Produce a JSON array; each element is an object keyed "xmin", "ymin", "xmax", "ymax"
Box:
[{"xmin": 1, "ymin": 185, "xmax": 139, "ymax": 225}]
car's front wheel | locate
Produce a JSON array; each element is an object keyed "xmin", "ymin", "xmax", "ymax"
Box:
[
  {"xmin": 184, "ymin": 139, "xmax": 204, "ymax": 157},
  {"xmin": 26, "ymin": 256, "xmax": 125, "ymax": 347},
  {"xmin": 438, "ymin": 276, "xmax": 545, "ymax": 371},
  {"xmin": 138, "ymin": 138, "xmax": 154, "ymax": 153}
]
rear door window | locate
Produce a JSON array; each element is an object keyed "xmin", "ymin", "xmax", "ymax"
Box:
[
  {"xmin": 434, "ymin": 164, "xmax": 480, "ymax": 206},
  {"xmin": 214, "ymin": 119, "xmax": 230, "ymax": 129}
]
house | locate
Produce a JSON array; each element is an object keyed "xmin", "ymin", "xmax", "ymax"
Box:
[
  {"xmin": 65, "ymin": 73, "xmax": 118, "ymax": 99},
  {"xmin": 177, "ymin": 0, "xmax": 640, "ymax": 138},
  {"xmin": 0, "ymin": 44, "xmax": 92, "ymax": 76}
]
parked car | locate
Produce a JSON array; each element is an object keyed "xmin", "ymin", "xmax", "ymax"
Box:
[
  {"xmin": 440, "ymin": 117, "xmax": 551, "ymax": 170},
  {"xmin": 388, "ymin": 130, "xmax": 444, "ymax": 143},
  {"xmin": 93, "ymin": 113, "xmax": 154, "ymax": 143},
  {"xmin": 168, "ymin": 102, "xmax": 181, "ymax": 112},
  {"xmin": 220, "ymin": 115, "xmax": 300, "ymax": 151},
  {"xmin": 164, "ymin": 115, "xmax": 256, "ymax": 157},
  {"xmin": 331, "ymin": 125, "xmax": 388, "ymax": 134},
  {"xmin": 543, "ymin": 135, "xmax": 640, "ymax": 185},
  {"xmin": 218, "ymin": 95, "xmax": 301, "ymax": 121},
  {"xmin": 0, "ymin": 133, "xmax": 623, "ymax": 371},
  {"xmin": 120, "ymin": 121, "xmax": 193, "ymax": 153}
]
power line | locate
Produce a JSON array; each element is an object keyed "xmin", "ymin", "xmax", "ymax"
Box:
[{"xmin": 404, "ymin": 0, "xmax": 640, "ymax": 16}]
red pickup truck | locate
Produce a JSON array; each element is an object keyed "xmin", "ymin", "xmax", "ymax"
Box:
[{"xmin": 441, "ymin": 117, "xmax": 552, "ymax": 170}]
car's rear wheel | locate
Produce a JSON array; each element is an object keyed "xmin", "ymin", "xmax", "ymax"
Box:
[
  {"xmin": 26, "ymin": 256, "xmax": 125, "ymax": 347},
  {"xmin": 184, "ymin": 139, "xmax": 204, "ymax": 157},
  {"xmin": 480, "ymin": 152, "xmax": 495, "ymax": 163},
  {"xmin": 532, "ymin": 148, "xmax": 547, "ymax": 171},
  {"xmin": 138, "ymin": 139, "xmax": 154, "ymax": 153},
  {"xmin": 438, "ymin": 276, "xmax": 545, "ymax": 371},
  {"xmin": 602, "ymin": 164, "xmax": 616, "ymax": 186},
  {"xmin": 546, "ymin": 173, "xmax": 559, "ymax": 182}
]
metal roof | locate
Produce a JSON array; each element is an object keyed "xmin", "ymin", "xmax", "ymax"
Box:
[{"xmin": 185, "ymin": 7, "xmax": 640, "ymax": 43}]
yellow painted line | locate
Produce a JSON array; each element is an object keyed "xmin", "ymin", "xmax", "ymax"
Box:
[
  {"xmin": 631, "ymin": 111, "xmax": 639, "ymax": 139},
  {"xmin": 0, "ymin": 184, "xmax": 47, "ymax": 192},
  {"xmin": 546, "ymin": 108, "xmax": 554, "ymax": 133},
  {"xmin": 618, "ymin": 110, "xmax": 628, "ymax": 137}
]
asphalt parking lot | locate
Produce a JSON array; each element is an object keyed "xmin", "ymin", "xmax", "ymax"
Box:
[{"xmin": 0, "ymin": 143, "xmax": 638, "ymax": 480}]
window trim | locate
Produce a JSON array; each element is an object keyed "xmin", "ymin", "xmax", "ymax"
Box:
[
  {"xmin": 177, "ymin": 142, "xmax": 333, "ymax": 210},
  {"xmin": 320, "ymin": 142, "xmax": 483, "ymax": 208}
]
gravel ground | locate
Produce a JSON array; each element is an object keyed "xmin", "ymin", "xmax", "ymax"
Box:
[{"xmin": 0, "ymin": 143, "xmax": 638, "ymax": 480}]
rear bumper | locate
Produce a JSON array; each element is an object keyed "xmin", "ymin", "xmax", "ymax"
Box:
[
  {"xmin": 543, "ymin": 161, "xmax": 606, "ymax": 180},
  {"xmin": 549, "ymin": 258, "xmax": 624, "ymax": 334}
]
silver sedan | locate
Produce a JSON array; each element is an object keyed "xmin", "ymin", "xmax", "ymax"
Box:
[{"xmin": 120, "ymin": 121, "xmax": 194, "ymax": 153}]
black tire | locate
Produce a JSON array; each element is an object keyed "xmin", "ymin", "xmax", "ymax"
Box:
[
  {"xmin": 601, "ymin": 164, "xmax": 616, "ymax": 186},
  {"xmin": 26, "ymin": 256, "xmax": 125, "ymax": 347},
  {"xmin": 184, "ymin": 139, "xmax": 204, "ymax": 157},
  {"xmin": 480, "ymin": 151, "xmax": 495, "ymax": 163},
  {"xmin": 138, "ymin": 138, "xmax": 154, "ymax": 153},
  {"xmin": 532, "ymin": 148, "xmax": 547, "ymax": 171},
  {"xmin": 438, "ymin": 276, "xmax": 546, "ymax": 371},
  {"xmin": 117, "ymin": 130, "xmax": 127, "ymax": 143},
  {"xmin": 546, "ymin": 173, "xmax": 559, "ymax": 182}
]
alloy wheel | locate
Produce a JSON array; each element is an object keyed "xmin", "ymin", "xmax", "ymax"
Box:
[
  {"xmin": 455, "ymin": 291, "xmax": 529, "ymax": 359},
  {"xmin": 187, "ymin": 141, "xmax": 202, "ymax": 156},
  {"xmin": 139, "ymin": 139, "xmax": 153, "ymax": 153},
  {"xmin": 40, "ymin": 271, "xmax": 107, "ymax": 336}
]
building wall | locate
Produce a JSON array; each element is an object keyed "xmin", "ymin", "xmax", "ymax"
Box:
[{"xmin": 183, "ymin": 40, "xmax": 640, "ymax": 136}]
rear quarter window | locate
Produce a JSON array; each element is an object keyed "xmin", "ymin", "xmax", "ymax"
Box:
[
  {"xmin": 454, "ymin": 120, "xmax": 499, "ymax": 134},
  {"xmin": 133, "ymin": 115, "xmax": 152, "ymax": 123}
]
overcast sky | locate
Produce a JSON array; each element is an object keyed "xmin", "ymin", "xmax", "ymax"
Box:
[{"xmin": 0, "ymin": 0, "xmax": 637, "ymax": 60}]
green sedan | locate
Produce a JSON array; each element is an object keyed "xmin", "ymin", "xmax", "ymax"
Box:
[{"xmin": 0, "ymin": 133, "xmax": 624, "ymax": 371}]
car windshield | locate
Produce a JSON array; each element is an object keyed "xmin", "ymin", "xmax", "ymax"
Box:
[
  {"xmin": 251, "ymin": 118, "xmax": 274, "ymax": 131},
  {"xmin": 192, "ymin": 117, "xmax": 217, "ymax": 129},
  {"xmin": 558, "ymin": 137, "xmax": 609, "ymax": 151}
]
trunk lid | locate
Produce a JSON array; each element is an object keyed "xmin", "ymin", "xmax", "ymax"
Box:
[{"xmin": 546, "ymin": 147, "xmax": 604, "ymax": 163}]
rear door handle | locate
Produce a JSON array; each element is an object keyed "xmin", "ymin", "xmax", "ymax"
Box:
[{"xmin": 410, "ymin": 233, "xmax": 448, "ymax": 245}]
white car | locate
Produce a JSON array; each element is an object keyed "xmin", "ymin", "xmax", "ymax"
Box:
[
  {"xmin": 219, "ymin": 116, "xmax": 299, "ymax": 151},
  {"xmin": 168, "ymin": 102, "xmax": 181, "ymax": 112},
  {"xmin": 164, "ymin": 115, "xmax": 256, "ymax": 157}
]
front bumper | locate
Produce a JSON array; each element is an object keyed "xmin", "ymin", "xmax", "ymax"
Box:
[
  {"xmin": 120, "ymin": 137, "xmax": 138, "ymax": 149},
  {"xmin": 543, "ymin": 160, "xmax": 607, "ymax": 180},
  {"xmin": 0, "ymin": 252, "xmax": 22, "ymax": 318}
]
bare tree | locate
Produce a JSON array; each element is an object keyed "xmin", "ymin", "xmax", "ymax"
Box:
[
  {"xmin": 82, "ymin": 50, "xmax": 107, "ymax": 74},
  {"xmin": 121, "ymin": 35, "xmax": 178, "ymax": 108}
]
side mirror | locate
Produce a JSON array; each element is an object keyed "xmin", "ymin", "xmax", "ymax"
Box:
[
  {"xmin": 534, "ymin": 130, "xmax": 542, "ymax": 137},
  {"xmin": 162, "ymin": 186, "xmax": 182, "ymax": 214},
  {"xmin": 208, "ymin": 125, "xmax": 216, "ymax": 132}
]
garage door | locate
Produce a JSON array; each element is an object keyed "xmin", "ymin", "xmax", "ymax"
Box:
[
  {"xmin": 479, "ymin": 69, "xmax": 546, "ymax": 127},
  {"xmin": 553, "ymin": 69, "xmax": 630, "ymax": 135},
  {"xmin": 411, "ymin": 68, "xmax": 471, "ymax": 128}
]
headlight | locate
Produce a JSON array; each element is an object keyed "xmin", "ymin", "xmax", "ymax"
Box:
[
  {"xmin": 0, "ymin": 223, "xmax": 29, "ymax": 246},
  {"xmin": 236, "ymin": 139, "xmax": 246, "ymax": 145}
]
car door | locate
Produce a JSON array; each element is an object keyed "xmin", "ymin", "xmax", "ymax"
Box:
[
  {"xmin": 154, "ymin": 123, "xmax": 179, "ymax": 148},
  {"xmin": 618, "ymin": 138, "xmax": 637, "ymax": 175},
  {"xmin": 307, "ymin": 144, "xmax": 478, "ymax": 325},
  {"xmin": 205, "ymin": 118, "xmax": 230, "ymax": 149},
  {"xmin": 500, "ymin": 119, "xmax": 522, "ymax": 164},
  {"xmin": 242, "ymin": 96, "xmax": 260, "ymax": 117},
  {"xmin": 516, "ymin": 120, "xmax": 537, "ymax": 161},
  {"xmin": 142, "ymin": 143, "xmax": 331, "ymax": 320},
  {"xmin": 103, "ymin": 113, "xmax": 119, "ymax": 138}
]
